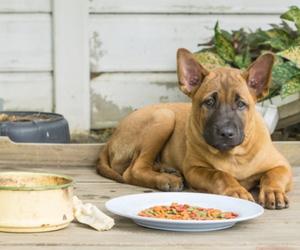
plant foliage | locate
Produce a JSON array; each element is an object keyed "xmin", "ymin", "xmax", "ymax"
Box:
[{"xmin": 195, "ymin": 6, "xmax": 300, "ymax": 98}]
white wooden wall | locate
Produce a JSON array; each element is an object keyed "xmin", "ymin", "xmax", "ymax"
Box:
[
  {"xmin": 0, "ymin": 0, "xmax": 52, "ymax": 113},
  {"xmin": 0, "ymin": 0, "xmax": 298, "ymax": 131},
  {"xmin": 90, "ymin": 0, "xmax": 299, "ymax": 128}
]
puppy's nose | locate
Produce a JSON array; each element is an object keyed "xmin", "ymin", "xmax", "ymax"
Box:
[{"xmin": 217, "ymin": 126, "xmax": 235, "ymax": 139}]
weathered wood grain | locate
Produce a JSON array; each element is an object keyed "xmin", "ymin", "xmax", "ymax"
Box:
[
  {"xmin": 0, "ymin": 137, "xmax": 299, "ymax": 167},
  {"xmin": 274, "ymin": 142, "xmax": 300, "ymax": 166},
  {"xmin": 0, "ymin": 0, "xmax": 50, "ymax": 13},
  {"xmin": 90, "ymin": 15, "xmax": 279, "ymax": 72},
  {"xmin": 0, "ymin": 164, "xmax": 298, "ymax": 249},
  {"xmin": 0, "ymin": 73, "xmax": 52, "ymax": 111},
  {"xmin": 91, "ymin": 73, "xmax": 188, "ymax": 128},
  {"xmin": 2, "ymin": 247, "xmax": 299, "ymax": 250},
  {"xmin": 0, "ymin": 14, "xmax": 51, "ymax": 72},
  {"xmin": 0, "ymin": 137, "xmax": 103, "ymax": 168},
  {"xmin": 89, "ymin": 0, "xmax": 298, "ymax": 14},
  {"xmin": 91, "ymin": 74, "xmax": 297, "ymax": 130},
  {"xmin": 53, "ymin": 0, "xmax": 90, "ymax": 131}
]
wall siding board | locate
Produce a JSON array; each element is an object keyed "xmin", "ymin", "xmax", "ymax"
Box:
[
  {"xmin": 0, "ymin": 0, "xmax": 296, "ymax": 130},
  {"xmin": 90, "ymin": 14, "xmax": 279, "ymax": 72},
  {"xmin": 90, "ymin": 3, "xmax": 296, "ymax": 128},
  {"xmin": 91, "ymin": 72, "xmax": 188, "ymax": 128},
  {"xmin": 0, "ymin": 0, "xmax": 51, "ymax": 13},
  {"xmin": 53, "ymin": 0, "xmax": 90, "ymax": 131},
  {"xmin": 0, "ymin": 14, "xmax": 52, "ymax": 72},
  {"xmin": 0, "ymin": 73, "xmax": 53, "ymax": 112},
  {"xmin": 89, "ymin": 0, "xmax": 298, "ymax": 14}
]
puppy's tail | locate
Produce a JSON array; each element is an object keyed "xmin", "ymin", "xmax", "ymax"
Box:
[{"xmin": 97, "ymin": 145, "xmax": 124, "ymax": 183}]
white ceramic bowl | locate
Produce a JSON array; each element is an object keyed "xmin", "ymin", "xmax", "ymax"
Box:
[{"xmin": 0, "ymin": 172, "xmax": 74, "ymax": 232}]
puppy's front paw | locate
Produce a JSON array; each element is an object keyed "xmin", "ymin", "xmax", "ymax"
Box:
[
  {"xmin": 222, "ymin": 186, "xmax": 254, "ymax": 202},
  {"xmin": 259, "ymin": 188, "xmax": 289, "ymax": 209},
  {"xmin": 156, "ymin": 173, "xmax": 184, "ymax": 192},
  {"xmin": 160, "ymin": 167, "xmax": 182, "ymax": 177}
]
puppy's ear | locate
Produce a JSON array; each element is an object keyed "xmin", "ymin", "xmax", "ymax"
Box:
[
  {"xmin": 177, "ymin": 48, "xmax": 209, "ymax": 97},
  {"xmin": 243, "ymin": 53, "xmax": 275, "ymax": 101}
]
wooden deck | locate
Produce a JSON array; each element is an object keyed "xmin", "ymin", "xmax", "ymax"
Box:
[{"xmin": 0, "ymin": 139, "xmax": 299, "ymax": 250}]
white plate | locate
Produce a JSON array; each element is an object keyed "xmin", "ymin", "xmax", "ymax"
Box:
[{"xmin": 106, "ymin": 192, "xmax": 264, "ymax": 232}]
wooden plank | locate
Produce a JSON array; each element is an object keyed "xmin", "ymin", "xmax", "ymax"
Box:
[
  {"xmin": 91, "ymin": 73, "xmax": 288, "ymax": 130},
  {"xmin": 0, "ymin": 166, "xmax": 298, "ymax": 249},
  {"xmin": 0, "ymin": 247, "xmax": 261, "ymax": 250},
  {"xmin": 276, "ymin": 94, "xmax": 300, "ymax": 129},
  {"xmin": 0, "ymin": 137, "xmax": 298, "ymax": 168},
  {"xmin": 90, "ymin": 14, "xmax": 279, "ymax": 72},
  {"xmin": 0, "ymin": 14, "xmax": 51, "ymax": 72},
  {"xmin": 0, "ymin": 248, "xmax": 268, "ymax": 250},
  {"xmin": 77, "ymin": 168, "xmax": 300, "ymax": 205},
  {"xmin": 91, "ymin": 73, "xmax": 188, "ymax": 128},
  {"xmin": 277, "ymin": 113, "xmax": 300, "ymax": 130},
  {"xmin": 0, "ymin": 73, "xmax": 52, "ymax": 111},
  {"xmin": 1, "ymin": 161, "xmax": 298, "ymax": 186},
  {"xmin": 89, "ymin": 0, "xmax": 298, "ymax": 14},
  {"xmin": 0, "ymin": 137, "xmax": 104, "ymax": 168},
  {"xmin": 0, "ymin": 0, "xmax": 51, "ymax": 13},
  {"xmin": 274, "ymin": 142, "xmax": 300, "ymax": 167},
  {"xmin": 53, "ymin": 0, "xmax": 90, "ymax": 132},
  {"xmin": 260, "ymin": 93, "xmax": 300, "ymax": 129},
  {"xmin": 73, "ymin": 170, "xmax": 300, "ymax": 203},
  {"xmin": 0, "ymin": 165, "xmax": 106, "ymax": 184}
]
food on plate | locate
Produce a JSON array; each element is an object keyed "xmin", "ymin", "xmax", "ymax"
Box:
[{"xmin": 138, "ymin": 203, "xmax": 238, "ymax": 220}]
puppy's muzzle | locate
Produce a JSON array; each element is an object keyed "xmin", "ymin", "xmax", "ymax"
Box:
[
  {"xmin": 214, "ymin": 123, "xmax": 244, "ymax": 151},
  {"xmin": 204, "ymin": 121, "xmax": 244, "ymax": 151}
]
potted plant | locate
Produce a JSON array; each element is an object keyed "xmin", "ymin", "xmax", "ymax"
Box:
[{"xmin": 194, "ymin": 6, "xmax": 300, "ymax": 133}]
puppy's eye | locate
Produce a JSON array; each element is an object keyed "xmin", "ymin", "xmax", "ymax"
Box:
[
  {"xmin": 237, "ymin": 100, "xmax": 247, "ymax": 110},
  {"xmin": 203, "ymin": 97, "xmax": 216, "ymax": 108}
]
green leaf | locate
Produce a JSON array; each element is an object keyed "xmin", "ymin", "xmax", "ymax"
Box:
[
  {"xmin": 272, "ymin": 60, "xmax": 300, "ymax": 85},
  {"xmin": 220, "ymin": 29, "xmax": 233, "ymax": 42},
  {"xmin": 278, "ymin": 46, "xmax": 300, "ymax": 68},
  {"xmin": 233, "ymin": 47, "xmax": 251, "ymax": 69},
  {"xmin": 196, "ymin": 6, "xmax": 300, "ymax": 99},
  {"xmin": 214, "ymin": 22, "xmax": 235, "ymax": 63},
  {"xmin": 234, "ymin": 55, "xmax": 245, "ymax": 69},
  {"xmin": 193, "ymin": 50, "xmax": 229, "ymax": 70},
  {"xmin": 281, "ymin": 6, "xmax": 300, "ymax": 31},
  {"xmin": 281, "ymin": 74, "xmax": 300, "ymax": 97},
  {"xmin": 271, "ymin": 59, "xmax": 300, "ymax": 97},
  {"xmin": 262, "ymin": 38, "xmax": 286, "ymax": 51},
  {"xmin": 264, "ymin": 29, "xmax": 293, "ymax": 50},
  {"xmin": 247, "ymin": 29, "xmax": 270, "ymax": 46},
  {"xmin": 292, "ymin": 37, "xmax": 300, "ymax": 46}
]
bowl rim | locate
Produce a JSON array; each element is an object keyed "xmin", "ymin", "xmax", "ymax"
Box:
[
  {"xmin": 0, "ymin": 171, "xmax": 74, "ymax": 191},
  {"xmin": 0, "ymin": 111, "xmax": 65, "ymax": 124}
]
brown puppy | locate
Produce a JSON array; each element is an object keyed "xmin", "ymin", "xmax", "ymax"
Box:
[{"xmin": 97, "ymin": 48, "xmax": 292, "ymax": 209}]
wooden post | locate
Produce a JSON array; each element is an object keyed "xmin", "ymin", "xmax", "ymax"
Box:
[{"xmin": 52, "ymin": 0, "xmax": 90, "ymax": 132}]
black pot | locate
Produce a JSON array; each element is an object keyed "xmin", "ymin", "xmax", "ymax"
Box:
[{"xmin": 0, "ymin": 111, "xmax": 70, "ymax": 143}]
